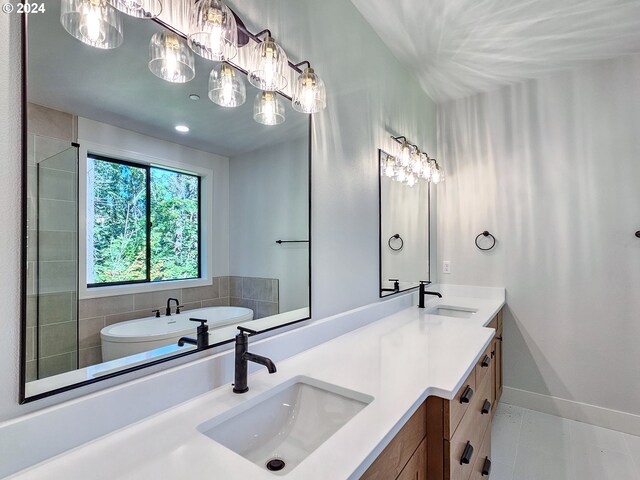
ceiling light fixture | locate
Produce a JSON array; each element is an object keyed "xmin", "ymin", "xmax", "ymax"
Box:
[
  {"xmin": 248, "ymin": 30, "xmax": 288, "ymax": 92},
  {"xmin": 148, "ymin": 31, "xmax": 195, "ymax": 83},
  {"xmin": 291, "ymin": 61, "xmax": 326, "ymax": 114},
  {"xmin": 253, "ymin": 91, "xmax": 285, "ymax": 126},
  {"xmin": 112, "ymin": 0, "xmax": 162, "ymax": 18},
  {"xmin": 60, "ymin": 0, "xmax": 124, "ymax": 49},
  {"xmin": 175, "ymin": 125, "xmax": 190, "ymax": 133},
  {"xmin": 208, "ymin": 63, "xmax": 246, "ymax": 107},
  {"xmin": 188, "ymin": 0, "xmax": 238, "ymax": 62}
]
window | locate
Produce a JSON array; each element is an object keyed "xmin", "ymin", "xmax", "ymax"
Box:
[{"xmin": 86, "ymin": 154, "xmax": 201, "ymax": 287}]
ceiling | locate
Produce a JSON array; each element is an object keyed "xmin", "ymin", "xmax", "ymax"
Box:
[
  {"xmin": 350, "ymin": 0, "xmax": 640, "ymax": 102},
  {"xmin": 28, "ymin": 3, "xmax": 308, "ymax": 157}
]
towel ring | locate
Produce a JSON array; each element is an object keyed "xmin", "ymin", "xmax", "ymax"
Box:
[
  {"xmin": 388, "ymin": 234, "xmax": 404, "ymax": 251},
  {"xmin": 475, "ymin": 231, "xmax": 496, "ymax": 251}
]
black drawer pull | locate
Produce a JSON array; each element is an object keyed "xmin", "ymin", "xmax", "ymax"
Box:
[
  {"xmin": 481, "ymin": 399, "xmax": 491, "ymax": 414},
  {"xmin": 482, "ymin": 457, "xmax": 492, "ymax": 476},
  {"xmin": 460, "ymin": 385, "xmax": 474, "ymax": 404},
  {"xmin": 481, "ymin": 355, "xmax": 491, "ymax": 367},
  {"xmin": 460, "ymin": 442, "xmax": 474, "ymax": 465}
]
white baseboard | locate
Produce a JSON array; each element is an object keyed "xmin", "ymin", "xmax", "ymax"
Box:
[{"xmin": 501, "ymin": 386, "xmax": 640, "ymax": 436}]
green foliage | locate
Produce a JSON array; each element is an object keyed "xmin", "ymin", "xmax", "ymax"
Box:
[{"xmin": 89, "ymin": 157, "xmax": 199, "ymax": 285}]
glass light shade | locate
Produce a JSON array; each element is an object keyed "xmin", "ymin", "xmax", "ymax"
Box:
[
  {"xmin": 410, "ymin": 150, "xmax": 422, "ymax": 173},
  {"xmin": 398, "ymin": 142, "xmax": 411, "ymax": 167},
  {"xmin": 406, "ymin": 172, "xmax": 417, "ymax": 187},
  {"xmin": 248, "ymin": 36, "xmax": 288, "ymax": 91},
  {"xmin": 419, "ymin": 153, "xmax": 432, "ymax": 179},
  {"xmin": 148, "ymin": 32, "xmax": 195, "ymax": 83},
  {"xmin": 431, "ymin": 163, "xmax": 442, "ymax": 184},
  {"xmin": 383, "ymin": 156, "xmax": 396, "ymax": 178},
  {"xmin": 112, "ymin": 0, "xmax": 162, "ymax": 18},
  {"xmin": 253, "ymin": 92, "xmax": 285, "ymax": 125},
  {"xmin": 395, "ymin": 166, "xmax": 407, "ymax": 183},
  {"xmin": 188, "ymin": 0, "xmax": 238, "ymax": 61},
  {"xmin": 208, "ymin": 63, "xmax": 246, "ymax": 107},
  {"xmin": 292, "ymin": 67, "xmax": 326, "ymax": 113},
  {"xmin": 60, "ymin": 0, "xmax": 124, "ymax": 49}
]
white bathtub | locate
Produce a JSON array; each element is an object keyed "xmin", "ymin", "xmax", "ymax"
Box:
[{"xmin": 101, "ymin": 306, "xmax": 254, "ymax": 361}]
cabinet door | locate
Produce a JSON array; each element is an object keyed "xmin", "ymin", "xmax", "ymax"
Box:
[{"xmin": 397, "ymin": 438, "xmax": 427, "ymax": 480}]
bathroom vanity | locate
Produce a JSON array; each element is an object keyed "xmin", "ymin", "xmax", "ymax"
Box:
[{"xmin": 5, "ymin": 288, "xmax": 504, "ymax": 479}]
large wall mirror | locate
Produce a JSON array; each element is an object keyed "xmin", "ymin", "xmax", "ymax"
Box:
[
  {"xmin": 379, "ymin": 149, "xmax": 430, "ymax": 297},
  {"xmin": 21, "ymin": 3, "xmax": 311, "ymax": 402}
]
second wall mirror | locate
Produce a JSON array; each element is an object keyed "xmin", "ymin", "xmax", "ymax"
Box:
[{"xmin": 379, "ymin": 149, "xmax": 430, "ymax": 297}]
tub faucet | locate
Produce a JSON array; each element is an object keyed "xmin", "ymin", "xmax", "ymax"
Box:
[
  {"xmin": 177, "ymin": 318, "xmax": 209, "ymax": 349},
  {"xmin": 166, "ymin": 297, "xmax": 180, "ymax": 316},
  {"xmin": 418, "ymin": 281, "xmax": 442, "ymax": 308},
  {"xmin": 233, "ymin": 326, "xmax": 277, "ymax": 394}
]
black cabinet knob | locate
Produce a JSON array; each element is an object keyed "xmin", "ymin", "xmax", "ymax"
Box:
[
  {"xmin": 481, "ymin": 399, "xmax": 491, "ymax": 415},
  {"xmin": 636, "ymin": 231, "xmax": 640, "ymax": 238},
  {"xmin": 460, "ymin": 442, "xmax": 474, "ymax": 465},
  {"xmin": 460, "ymin": 385, "xmax": 474, "ymax": 404},
  {"xmin": 481, "ymin": 355, "xmax": 491, "ymax": 368},
  {"xmin": 482, "ymin": 457, "xmax": 492, "ymax": 476}
]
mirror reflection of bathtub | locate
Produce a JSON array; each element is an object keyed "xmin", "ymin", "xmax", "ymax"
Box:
[{"xmin": 100, "ymin": 307, "xmax": 254, "ymax": 362}]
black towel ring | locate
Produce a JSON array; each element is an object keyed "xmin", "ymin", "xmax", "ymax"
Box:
[
  {"xmin": 388, "ymin": 234, "xmax": 404, "ymax": 251},
  {"xmin": 475, "ymin": 231, "xmax": 496, "ymax": 251}
]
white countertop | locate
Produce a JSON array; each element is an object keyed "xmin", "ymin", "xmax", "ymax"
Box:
[{"xmin": 9, "ymin": 292, "xmax": 504, "ymax": 480}]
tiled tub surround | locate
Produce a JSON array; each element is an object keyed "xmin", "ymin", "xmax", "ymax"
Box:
[{"xmin": 77, "ymin": 276, "xmax": 279, "ymax": 368}]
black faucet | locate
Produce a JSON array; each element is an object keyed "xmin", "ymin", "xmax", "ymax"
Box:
[
  {"xmin": 418, "ymin": 281, "xmax": 442, "ymax": 308},
  {"xmin": 381, "ymin": 278, "xmax": 401, "ymax": 293},
  {"xmin": 178, "ymin": 319, "xmax": 209, "ymax": 349},
  {"xmin": 233, "ymin": 326, "xmax": 277, "ymax": 394},
  {"xmin": 166, "ymin": 297, "xmax": 180, "ymax": 316}
]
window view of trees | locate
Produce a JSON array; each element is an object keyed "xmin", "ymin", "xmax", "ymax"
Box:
[{"xmin": 87, "ymin": 155, "xmax": 200, "ymax": 286}]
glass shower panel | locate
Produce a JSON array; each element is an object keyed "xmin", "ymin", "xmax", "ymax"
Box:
[{"xmin": 26, "ymin": 134, "xmax": 79, "ymax": 380}]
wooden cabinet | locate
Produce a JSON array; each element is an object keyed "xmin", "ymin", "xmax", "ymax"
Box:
[
  {"xmin": 362, "ymin": 307, "xmax": 504, "ymax": 480},
  {"xmin": 361, "ymin": 403, "xmax": 427, "ymax": 480}
]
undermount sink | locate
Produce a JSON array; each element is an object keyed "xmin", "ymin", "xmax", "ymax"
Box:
[
  {"xmin": 198, "ymin": 376, "xmax": 373, "ymax": 475},
  {"xmin": 426, "ymin": 305, "xmax": 478, "ymax": 319}
]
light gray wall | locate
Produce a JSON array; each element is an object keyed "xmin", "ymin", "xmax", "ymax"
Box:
[
  {"xmin": 437, "ymin": 54, "xmax": 640, "ymax": 417},
  {"xmin": 229, "ymin": 136, "xmax": 309, "ymax": 313},
  {"xmin": 0, "ymin": 0, "xmax": 437, "ymax": 421}
]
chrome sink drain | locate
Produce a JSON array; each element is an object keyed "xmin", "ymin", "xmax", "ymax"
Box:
[{"xmin": 266, "ymin": 458, "xmax": 286, "ymax": 471}]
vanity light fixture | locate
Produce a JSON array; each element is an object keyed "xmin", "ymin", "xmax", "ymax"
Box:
[
  {"xmin": 385, "ymin": 136, "xmax": 445, "ymax": 186},
  {"xmin": 291, "ymin": 61, "xmax": 327, "ymax": 114},
  {"xmin": 188, "ymin": 0, "xmax": 238, "ymax": 62},
  {"xmin": 175, "ymin": 125, "xmax": 190, "ymax": 133},
  {"xmin": 60, "ymin": 0, "xmax": 124, "ymax": 49},
  {"xmin": 254, "ymin": 91, "xmax": 285, "ymax": 125},
  {"xmin": 148, "ymin": 31, "xmax": 195, "ymax": 83},
  {"xmin": 208, "ymin": 63, "xmax": 246, "ymax": 107},
  {"xmin": 248, "ymin": 31, "xmax": 289, "ymax": 92},
  {"xmin": 112, "ymin": 0, "xmax": 162, "ymax": 18}
]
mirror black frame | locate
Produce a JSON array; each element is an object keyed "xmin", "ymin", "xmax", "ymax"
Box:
[
  {"xmin": 19, "ymin": 15, "xmax": 313, "ymax": 403},
  {"xmin": 378, "ymin": 149, "xmax": 430, "ymax": 298}
]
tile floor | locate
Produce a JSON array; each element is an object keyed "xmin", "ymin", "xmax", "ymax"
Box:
[{"xmin": 491, "ymin": 403, "xmax": 640, "ymax": 480}]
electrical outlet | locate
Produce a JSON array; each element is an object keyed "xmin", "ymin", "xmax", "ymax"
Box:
[{"xmin": 443, "ymin": 261, "xmax": 451, "ymax": 274}]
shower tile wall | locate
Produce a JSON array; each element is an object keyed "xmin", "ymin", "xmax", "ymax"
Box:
[
  {"xmin": 78, "ymin": 276, "xmax": 279, "ymax": 368},
  {"xmin": 26, "ymin": 103, "xmax": 78, "ymax": 381}
]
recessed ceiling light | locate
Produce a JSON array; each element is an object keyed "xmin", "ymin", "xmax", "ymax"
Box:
[
  {"xmin": 175, "ymin": 125, "xmax": 190, "ymax": 133},
  {"xmin": 189, "ymin": 94, "xmax": 200, "ymax": 101}
]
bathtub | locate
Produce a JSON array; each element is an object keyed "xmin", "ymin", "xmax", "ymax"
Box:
[{"xmin": 101, "ymin": 306, "xmax": 254, "ymax": 362}]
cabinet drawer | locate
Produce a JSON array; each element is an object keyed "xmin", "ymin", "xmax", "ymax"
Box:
[
  {"xmin": 447, "ymin": 369, "xmax": 493, "ymax": 480},
  {"xmin": 445, "ymin": 370, "xmax": 476, "ymax": 439},
  {"xmin": 470, "ymin": 425, "xmax": 492, "ymax": 480},
  {"xmin": 475, "ymin": 342, "xmax": 493, "ymax": 389},
  {"xmin": 361, "ymin": 403, "xmax": 427, "ymax": 480}
]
